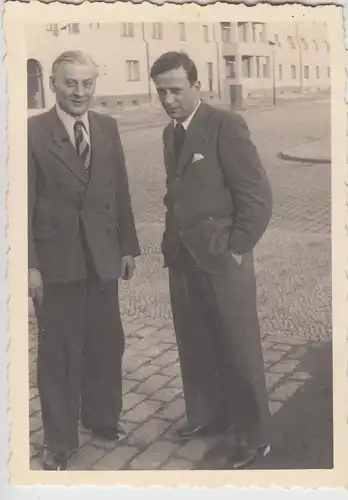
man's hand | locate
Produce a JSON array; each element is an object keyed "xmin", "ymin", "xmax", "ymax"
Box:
[
  {"xmin": 121, "ymin": 255, "xmax": 136, "ymax": 280},
  {"xmin": 28, "ymin": 268, "xmax": 43, "ymax": 306}
]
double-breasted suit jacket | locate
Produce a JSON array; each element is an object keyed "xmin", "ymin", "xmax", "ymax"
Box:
[
  {"xmin": 28, "ymin": 107, "xmax": 140, "ymax": 455},
  {"xmin": 28, "ymin": 107, "xmax": 140, "ymax": 284},
  {"xmin": 162, "ymin": 101, "xmax": 272, "ymax": 273}
]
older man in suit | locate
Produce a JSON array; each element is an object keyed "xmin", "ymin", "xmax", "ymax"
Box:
[
  {"xmin": 151, "ymin": 51, "xmax": 273, "ymax": 469},
  {"xmin": 28, "ymin": 51, "xmax": 140, "ymax": 470}
]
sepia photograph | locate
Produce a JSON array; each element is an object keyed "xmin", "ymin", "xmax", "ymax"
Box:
[
  {"xmin": 25, "ymin": 18, "xmax": 333, "ymax": 473},
  {"xmin": 4, "ymin": 1, "xmax": 347, "ymax": 488}
]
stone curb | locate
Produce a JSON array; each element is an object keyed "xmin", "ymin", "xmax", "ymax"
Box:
[{"xmin": 277, "ymin": 152, "xmax": 331, "ymax": 165}]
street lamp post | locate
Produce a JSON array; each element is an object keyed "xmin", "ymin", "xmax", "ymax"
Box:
[{"xmin": 268, "ymin": 40, "xmax": 277, "ymax": 106}]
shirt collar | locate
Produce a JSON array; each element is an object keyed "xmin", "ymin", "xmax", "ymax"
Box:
[
  {"xmin": 174, "ymin": 99, "xmax": 201, "ymax": 130},
  {"xmin": 55, "ymin": 103, "xmax": 89, "ymax": 133}
]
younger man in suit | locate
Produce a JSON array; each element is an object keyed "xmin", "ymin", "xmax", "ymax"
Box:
[
  {"xmin": 151, "ymin": 51, "xmax": 273, "ymax": 469},
  {"xmin": 28, "ymin": 51, "xmax": 140, "ymax": 470}
]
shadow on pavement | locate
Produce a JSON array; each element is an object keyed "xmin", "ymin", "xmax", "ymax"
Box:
[{"xmin": 197, "ymin": 340, "xmax": 333, "ymax": 470}]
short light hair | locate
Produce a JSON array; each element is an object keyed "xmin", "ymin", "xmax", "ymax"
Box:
[{"xmin": 51, "ymin": 50, "xmax": 99, "ymax": 77}]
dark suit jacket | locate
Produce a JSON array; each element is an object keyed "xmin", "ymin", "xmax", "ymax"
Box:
[
  {"xmin": 28, "ymin": 107, "xmax": 140, "ymax": 284},
  {"xmin": 162, "ymin": 101, "xmax": 273, "ymax": 273}
]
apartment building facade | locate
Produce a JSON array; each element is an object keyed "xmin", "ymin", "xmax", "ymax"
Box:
[{"xmin": 27, "ymin": 21, "xmax": 330, "ymax": 110}]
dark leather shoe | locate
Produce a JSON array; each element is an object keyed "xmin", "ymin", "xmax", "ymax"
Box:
[
  {"xmin": 42, "ymin": 448, "xmax": 67, "ymax": 471},
  {"xmin": 175, "ymin": 422, "xmax": 228, "ymax": 439},
  {"xmin": 87, "ymin": 424, "xmax": 126, "ymax": 441},
  {"xmin": 228, "ymin": 443, "xmax": 271, "ymax": 469}
]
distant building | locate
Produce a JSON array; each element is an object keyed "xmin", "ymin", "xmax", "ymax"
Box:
[{"xmin": 26, "ymin": 22, "xmax": 330, "ymax": 110}]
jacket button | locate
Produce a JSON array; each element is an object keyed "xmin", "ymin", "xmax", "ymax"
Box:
[
  {"xmin": 105, "ymin": 203, "xmax": 110, "ymax": 210},
  {"xmin": 56, "ymin": 182, "xmax": 62, "ymax": 189},
  {"xmin": 106, "ymin": 228, "xmax": 111, "ymax": 235},
  {"xmin": 178, "ymin": 230, "xmax": 183, "ymax": 236}
]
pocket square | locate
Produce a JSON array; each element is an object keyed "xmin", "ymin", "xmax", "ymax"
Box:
[{"xmin": 192, "ymin": 153, "xmax": 204, "ymax": 163}]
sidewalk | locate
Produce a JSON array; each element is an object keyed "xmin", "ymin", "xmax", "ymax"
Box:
[
  {"xmin": 29, "ymin": 313, "xmax": 332, "ymax": 471},
  {"xmin": 106, "ymin": 93, "xmax": 331, "ymax": 132},
  {"xmin": 27, "ymin": 92, "xmax": 330, "ymax": 134}
]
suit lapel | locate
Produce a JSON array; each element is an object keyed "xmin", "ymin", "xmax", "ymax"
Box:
[
  {"xmin": 176, "ymin": 102, "xmax": 213, "ymax": 178},
  {"xmin": 47, "ymin": 107, "xmax": 89, "ymax": 185}
]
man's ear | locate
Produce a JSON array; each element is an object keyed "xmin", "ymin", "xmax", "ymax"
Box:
[
  {"xmin": 49, "ymin": 75, "xmax": 56, "ymax": 94},
  {"xmin": 194, "ymin": 80, "xmax": 201, "ymax": 92}
]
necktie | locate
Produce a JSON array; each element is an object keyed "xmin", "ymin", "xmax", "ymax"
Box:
[
  {"xmin": 74, "ymin": 120, "xmax": 90, "ymax": 171},
  {"xmin": 174, "ymin": 122, "xmax": 186, "ymax": 164}
]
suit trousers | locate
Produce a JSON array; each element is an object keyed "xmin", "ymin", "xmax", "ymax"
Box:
[
  {"xmin": 168, "ymin": 244, "xmax": 271, "ymax": 446},
  {"xmin": 34, "ymin": 267, "xmax": 125, "ymax": 454}
]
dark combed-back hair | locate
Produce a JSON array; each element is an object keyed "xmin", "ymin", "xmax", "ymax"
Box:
[{"xmin": 150, "ymin": 51, "xmax": 198, "ymax": 84}]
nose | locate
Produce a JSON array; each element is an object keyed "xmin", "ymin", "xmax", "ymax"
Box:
[
  {"xmin": 163, "ymin": 92, "xmax": 175, "ymax": 106},
  {"xmin": 74, "ymin": 82, "xmax": 85, "ymax": 97}
]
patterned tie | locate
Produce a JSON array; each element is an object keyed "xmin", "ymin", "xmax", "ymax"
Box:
[
  {"xmin": 74, "ymin": 120, "xmax": 90, "ymax": 171},
  {"xmin": 174, "ymin": 122, "xmax": 186, "ymax": 164}
]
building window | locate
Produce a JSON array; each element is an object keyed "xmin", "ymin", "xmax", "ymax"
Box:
[
  {"xmin": 242, "ymin": 55, "xmax": 252, "ymax": 78},
  {"xmin": 152, "ymin": 23, "xmax": 163, "ymax": 40},
  {"xmin": 46, "ymin": 23, "xmax": 59, "ymax": 32},
  {"xmin": 89, "ymin": 23, "xmax": 100, "ymax": 29},
  {"xmin": 316, "ymin": 66, "xmax": 320, "ymax": 79},
  {"xmin": 255, "ymin": 56, "xmax": 261, "ymax": 78},
  {"xmin": 68, "ymin": 23, "xmax": 80, "ymax": 34},
  {"xmin": 300, "ymin": 38, "xmax": 308, "ymax": 50},
  {"xmin": 179, "ymin": 22, "xmax": 186, "ymax": 41},
  {"xmin": 252, "ymin": 23, "xmax": 257, "ymax": 42},
  {"xmin": 126, "ymin": 60, "xmax": 140, "ymax": 81},
  {"xmin": 225, "ymin": 57, "xmax": 236, "ymax": 78},
  {"xmin": 287, "ymin": 36, "xmax": 296, "ymax": 49},
  {"xmin": 263, "ymin": 56, "xmax": 270, "ymax": 78},
  {"xmin": 325, "ymin": 41, "xmax": 330, "ymax": 52},
  {"xmin": 122, "ymin": 23, "xmax": 134, "ymax": 37},
  {"xmin": 304, "ymin": 65, "xmax": 309, "ymax": 79},
  {"xmin": 207, "ymin": 62, "xmax": 213, "ymax": 92},
  {"xmin": 313, "ymin": 39, "xmax": 319, "ymax": 51},
  {"xmin": 203, "ymin": 25, "xmax": 210, "ymax": 42},
  {"xmin": 291, "ymin": 65, "xmax": 297, "ymax": 79},
  {"xmin": 259, "ymin": 24, "xmax": 266, "ymax": 43},
  {"xmin": 221, "ymin": 22, "xmax": 231, "ymax": 43},
  {"xmin": 278, "ymin": 64, "xmax": 283, "ymax": 80},
  {"xmin": 327, "ymin": 66, "xmax": 330, "ymax": 78},
  {"xmin": 274, "ymin": 34, "xmax": 281, "ymax": 47},
  {"xmin": 238, "ymin": 22, "xmax": 248, "ymax": 42}
]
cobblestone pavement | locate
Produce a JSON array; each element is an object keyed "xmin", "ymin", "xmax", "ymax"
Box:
[{"xmin": 29, "ymin": 97, "xmax": 332, "ymax": 471}]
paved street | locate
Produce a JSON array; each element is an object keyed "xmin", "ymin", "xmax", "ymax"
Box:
[{"xmin": 29, "ymin": 96, "xmax": 332, "ymax": 470}]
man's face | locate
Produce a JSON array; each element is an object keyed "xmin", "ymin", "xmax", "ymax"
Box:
[
  {"xmin": 50, "ymin": 62, "xmax": 97, "ymax": 117},
  {"xmin": 153, "ymin": 66, "xmax": 200, "ymax": 122}
]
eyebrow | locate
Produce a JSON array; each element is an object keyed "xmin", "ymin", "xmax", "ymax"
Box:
[
  {"xmin": 64, "ymin": 77, "xmax": 94, "ymax": 81},
  {"xmin": 157, "ymin": 85, "xmax": 183, "ymax": 90}
]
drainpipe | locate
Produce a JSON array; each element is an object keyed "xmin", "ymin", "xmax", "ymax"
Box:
[
  {"xmin": 213, "ymin": 24, "xmax": 222, "ymax": 100},
  {"xmin": 296, "ymin": 23, "xmax": 303, "ymax": 94},
  {"xmin": 142, "ymin": 23, "xmax": 152, "ymax": 103}
]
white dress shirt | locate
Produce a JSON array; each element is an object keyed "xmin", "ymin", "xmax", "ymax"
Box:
[
  {"xmin": 56, "ymin": 103, "xmax": 91, "ymax": 151},
  {"xmin": 174, "ymin": 99, "xmax": 201, "ymax": 130}
]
